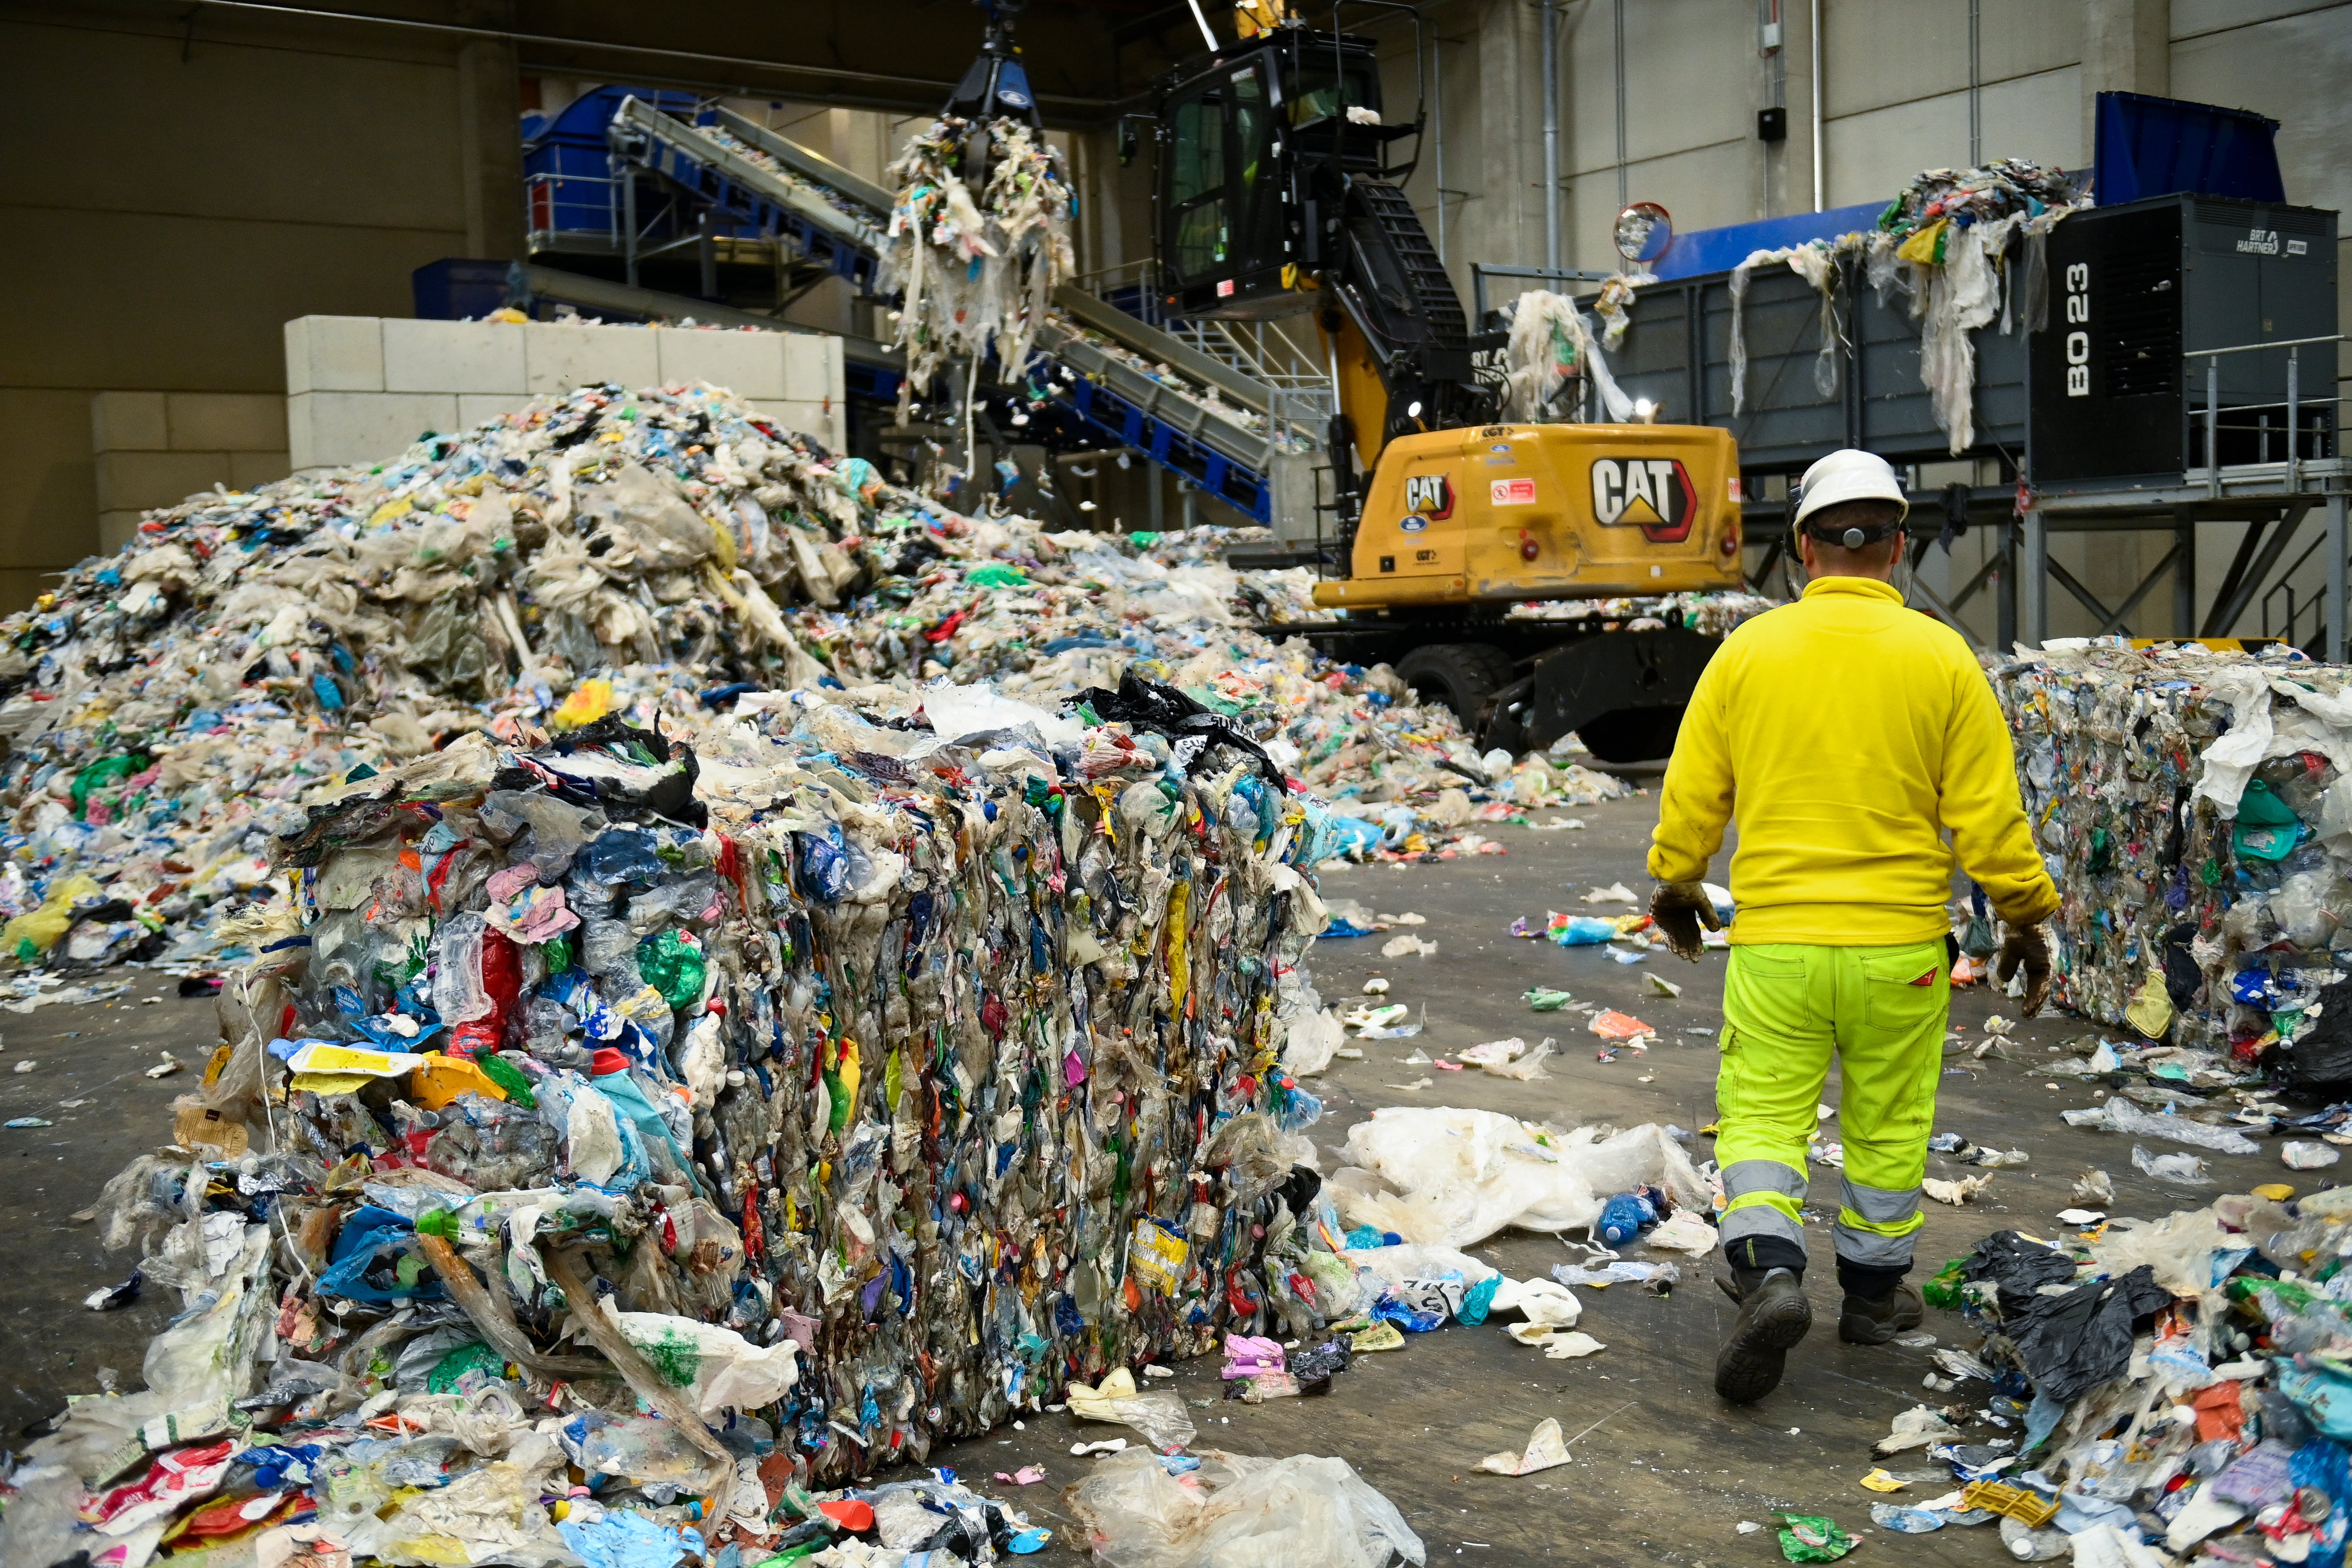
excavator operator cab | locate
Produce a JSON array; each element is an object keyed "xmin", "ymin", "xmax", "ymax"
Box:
[{"xmin": 1153, "ymin": 31, "xmax": 1408, "ymax": 321}]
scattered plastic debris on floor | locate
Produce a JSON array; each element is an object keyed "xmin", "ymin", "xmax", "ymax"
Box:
[
  {"xmin": 1505, "ymin": 591, "xmax": 1774, "ymax": 638},
  {"xmin": 1861, "ymin": 1187, "xmax": 2352, "ymax": 1562},
  {"xmin": 1327, "ymin": 1108, "xmax": 1706, "ymax": 1250},
  {"xmin": 1066, "ymin": 1445, "xmax": 1425, "ymax": 1567}
]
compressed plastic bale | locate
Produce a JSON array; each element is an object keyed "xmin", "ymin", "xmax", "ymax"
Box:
[
  {"xmin": 1997, "ymin": 643, "xmax": 2352, "ymax": 1063},
  {"xmin": 159, "ymin": 681, "xmax": 1337, "ymax": 1498}
]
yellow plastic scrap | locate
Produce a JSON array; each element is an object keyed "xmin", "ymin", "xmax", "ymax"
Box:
[
  {"xmin": 367, "ymin": 497, "xmax": 413, "ymax": 528},
  {"xmin": 407, "ymin": 1052, "xmax": 510, "ymax": 1111},
  {"xmin": 1860, "ymin": 1469, "xmax": 1908, "ymax": 1493},
  {"xmin": 3, "ymin": 872, "xmax": 101, "ymax": 958},
  {"xmin": 1896, "ymin": 218, "xmax": 1950, "ymax": 265},
  {"xmin": 2123, "ymin": 964, "xmax": 2174, "ymax": 1039},
  {"xmin": 548, "ymin": 678, "xmax": 615, "ymax": 733},
  {"xmin": 1164, "ymin": 880, "xmax": 1191, "ymax": 1011},
  {"xmin": 1065, "ymin": 1367, "xmax": 1148, "ymax": 1422},
  {"xmin": 2254, "ymin": 1183, "xmax": 2296, "ymax": 1202},
  {"xmin": 1960, "ymin": 1480, "xmax": 2059, "ymax": 1528},
  {"xmin": 706, "ymin": 514, "xmax": 739, "ymax": 572},
  {"xmin": 290, "ymin": 1072, "xmax": 379, "ymax": 1096}
]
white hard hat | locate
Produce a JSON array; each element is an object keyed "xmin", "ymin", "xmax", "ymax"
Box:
[{"xmin": 1792, "ymin": 449, "xmax": 1909, "ymax": 532}]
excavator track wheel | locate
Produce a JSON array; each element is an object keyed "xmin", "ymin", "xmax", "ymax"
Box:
[{"xmin": 1392, "ymin": 644, "xmax": 1518, "ymax": 737}]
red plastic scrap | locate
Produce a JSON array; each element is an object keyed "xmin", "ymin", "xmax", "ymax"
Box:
[
  {"xmin": 2191, "ymin": 1380, "xmax": 2246, "ymax": 1443},
  {"xmin": 819, "ymin": 1498, "xmax": 876, "ymax": 1533}
]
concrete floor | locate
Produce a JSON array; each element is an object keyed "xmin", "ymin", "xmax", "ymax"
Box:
[{"xmin": 0, "ymin": 790, "xmax": 2290, "ymax": 1565}]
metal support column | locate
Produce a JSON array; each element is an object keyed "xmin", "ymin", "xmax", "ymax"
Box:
[
  {"xmin": 1148, "ymin": 464, "xmax": 1165, "ymax": 531},
  {"xmin": 622, "ymin": 169, "xmax": 640, "ymax": 289},
  {"xmin": 1996, "ymin": 517, "xmax": 2017, "ymax": 652},
  {"xmin": 2329, "ymin": 493, "xmax": 2348, "ymax": 665},
  {"xmin": 2020, "ymin": 508, "xmax": 2048, "ymax": 647},
  {"xmin": 2173, "ymin": 506, "xmax": 2196, "ymax": 637},
  {"xmin": 698, "ymin": 211, "xmax": 718, "ymax": 299}
]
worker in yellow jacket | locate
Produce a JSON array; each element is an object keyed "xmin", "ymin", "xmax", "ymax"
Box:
[{"xmin": 1646, "ymin": 448, "xmax": 2059, "ymax": 1405}]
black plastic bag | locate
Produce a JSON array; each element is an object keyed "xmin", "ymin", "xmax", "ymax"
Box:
[
  {"xmin": 1961, "ymin": 1230, "xmax": 2077, "ymax": 1315},
  {"xmin": 1067, "ymin": 670, "xmax": 1286, "ymax": 788},
  {"xmin": 2270, "ymin": 974, "xmax": 2352, "ymax": 1097},
  {"xmin": 2007, "ymin": 1264, "xmax": 2172, "ymax": 1405}
]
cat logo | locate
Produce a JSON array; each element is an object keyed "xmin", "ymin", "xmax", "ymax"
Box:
[
  {"xmin": 1402, "ymin": 473, "xmax": 1454, "ymax": 519},
  {"xmin": 1589, "ymin": 457, "xmax": 1697, "ymax": 542}
]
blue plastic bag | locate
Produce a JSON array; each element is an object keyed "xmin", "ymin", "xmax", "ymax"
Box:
[{"xmin": 318, "ymin": 1205, "xmax": 443, "ymax": 1303}]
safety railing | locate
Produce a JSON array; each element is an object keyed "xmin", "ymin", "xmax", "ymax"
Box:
[
  {"xmin": 2262, "ymin": 525, "xmax": 2331, "ymax": 653},
  {"xmin": 2185, "ymin": 333, "xmax": 2345, "ymax": 498},
  {"xmin": 1269, "ymin": 385, "xmax": 1339, "ymax": 447},
  {"xmin": 525, "ymin": 168, "xmax": 621, "ymax": 249},
  {"xmin": 1067, "ymin": 260, "xmax": 1172, "ymax": 330}
]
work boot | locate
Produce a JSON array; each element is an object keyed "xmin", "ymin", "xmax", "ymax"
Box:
[
  {"xmin": 1838, "ymin": 1280, "xmax": 1925, "ymax": 1345},
  {"xmin": 1713, "ymin": 1266, "xmax": 1812, "ymax": 1404}
]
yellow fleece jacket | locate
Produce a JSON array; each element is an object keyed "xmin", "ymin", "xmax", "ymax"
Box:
[{"xmin": 1647, "ymin": 575, "xmax": 2058, "ymax": 945}]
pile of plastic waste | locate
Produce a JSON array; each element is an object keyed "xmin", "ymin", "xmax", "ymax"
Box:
[
  {"xmin": 1713, "ymin": 158, "xmax": 2088, "ymax": 452},
  {"xmin": 1855, "ymin": 1188, "xmax": 2352, "ymax": 1563},
  {"xmin": 0, "ymin": 382, "xmax": 1589, "ymax": 981},
  {"xmin": 1874, "ymin": 158, "xmax": 2085, "ymax": 249},
  {"xmin": 1997, "ymin": 640, "xmax": 2352, "ymax": 1090},
  {"xmin": 881, "ymin": 118, "xmax": 1074, "ymax": 406},
  {"xmin": 1504, "ymin": 590, "xmax": 1776, "ymax": 638},
  {"xmin": 0, "ymin": 678, "xmax": 1361, "ymax": 1565},
  {"xmin": 1869, "ymin": 159, "xmax": 2088, "ymax": 454}
]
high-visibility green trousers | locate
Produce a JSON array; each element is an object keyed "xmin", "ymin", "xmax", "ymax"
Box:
[{"xmin": 1715, "ymin": 939, "xmax": 1949, "ymax": 1279}]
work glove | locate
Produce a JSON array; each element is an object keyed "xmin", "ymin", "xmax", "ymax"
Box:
[
  {"xmin": 1650, "ymin": 881, "xmax": 1720, "ymax": 963},
  {"xmin": 1995, "ymin": 923, "xmax": 2053, "ymax": 1017}
]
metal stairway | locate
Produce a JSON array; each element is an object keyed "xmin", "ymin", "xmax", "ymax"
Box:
[{"xmin": 598, "ymin": 96, "xmax": 1311, "ymax": 524}]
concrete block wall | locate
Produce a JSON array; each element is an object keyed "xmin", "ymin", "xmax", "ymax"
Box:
[
  {"xmin": 285, "ymin": 317, "xmax": 848, "ymax": 471},
  {"xmin": 89, "ymin": 392, "xmax": 288, "ymax": 553}
]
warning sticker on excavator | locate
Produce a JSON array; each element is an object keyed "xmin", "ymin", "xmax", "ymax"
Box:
[
  {"xmin": 1490, "ymin": 478, "xmax": 1537, "ymax": 505},
  {"xmin": 1589, "ymin": 457, "xmax": 1697, "ymax": 542}
]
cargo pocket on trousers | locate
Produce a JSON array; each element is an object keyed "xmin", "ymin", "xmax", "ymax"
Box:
[
  {"xmin": 1727, "ymin": 947, "xmax": 1810, "ymax": 1036},
  {"xmin": 1862, "ymin": 949, "xmax": 1948, "ymax": 1034}
]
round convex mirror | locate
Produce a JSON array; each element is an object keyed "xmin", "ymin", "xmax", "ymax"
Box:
[{"xmin": 1613, "ymin": 201, "xmax": 1673, "ymax": 265}]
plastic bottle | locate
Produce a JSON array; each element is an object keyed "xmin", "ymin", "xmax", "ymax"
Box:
[
  {"xmin": 1597, "ymin": 1191, "xmax": 1656, "ymax": 1246},
  {"xmin": 431, "ymin": 911, "xmax": 491, "ymax": 1025}
]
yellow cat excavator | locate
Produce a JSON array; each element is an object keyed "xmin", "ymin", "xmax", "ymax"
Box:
[{"xmin": 1137, "ymin": 0, "xmax": 1747, "ymax": 761}]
